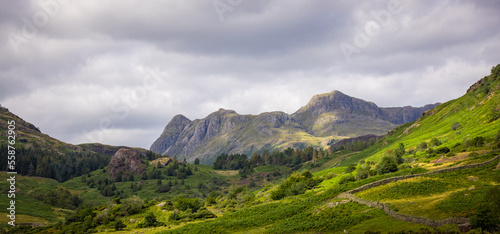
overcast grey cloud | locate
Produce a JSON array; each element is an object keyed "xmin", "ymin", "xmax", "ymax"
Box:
[{"xmin": 0, "ymin": 0, "xmax": 499, "ymax": 149}]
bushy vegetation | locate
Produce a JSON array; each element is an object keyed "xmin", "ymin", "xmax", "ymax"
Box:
[
  {"xmin": 270, "ymin": 171, "xmax": 323, "ymax": 200},
  {"xmin": 30, "ymin": 188, "xmax": 82, "ymax": 210}
]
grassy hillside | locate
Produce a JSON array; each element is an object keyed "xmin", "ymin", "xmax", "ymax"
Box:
[{"xmin": 351, "ymin": 64, "xmax": 500, "ymax": 167}]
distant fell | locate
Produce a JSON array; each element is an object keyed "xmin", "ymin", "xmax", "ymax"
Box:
[{"xmin": 150, "ymin": 91, "xmax": 438, "ymax": 164}]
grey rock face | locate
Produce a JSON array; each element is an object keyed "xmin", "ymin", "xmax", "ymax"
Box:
[
  {"xmin": 150, "ymin": 91, "xmax": 439, "ymax": 164},
  {"xmin": 150, "ymin": 114, "xmax": 191, "ymax": 154}
]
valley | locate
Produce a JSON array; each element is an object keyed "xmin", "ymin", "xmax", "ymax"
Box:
[{"xmin": 1, "ymin": 65, "xmax": 499, "ymax": 233}]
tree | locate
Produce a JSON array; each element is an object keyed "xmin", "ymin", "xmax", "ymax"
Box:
[
  {"xmin": 345, "ymin": 163, "xmax": 356, "ymax": 173},
  {"xmin": 250, "ymin": 152, "xmax": 261, "ymax": 166},
  {"xmin": 470, "ymin": 206, "xmax": 498, "ymax": 232},
  {"xmin": 394, "ymin": 143, "xmax": 405, "ymax": 164},
  {"xmin": 120, "ymin": 196, "xmax": 144, "ymax": 216},
  {"xmin": 451, "ymin": 122, "xmax": 461, "ymax": 130},
  {"xmin": 114, "ymin": 219, "xmax": 126, "ymax": 231},
  {"xmin": 194, "ymin": 158, "xmax": 200, "ymax": 165},
  {"xmin": 115, "ymin": 171, "xmax": 123, "ymax": 182},
  {"xmin": 262, "ymin": 149, "xmax": 270, "ymax": 165},
  {"xmin": 376, "ymin": 156, "xmax": 398, "ymax": 175},
  {"xmin": 419, "ymin": 141, "xmax": 428, "ymax": 150},
  {"xmin": 138, "ymin": 213, "xmax": 161, "ymax": 228},
  {"xmin": 430, "ymin": 138, "xmax": 441, "ymax": 147}
]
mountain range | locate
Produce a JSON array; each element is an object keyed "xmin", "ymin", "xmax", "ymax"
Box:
[{"xmin": 150, "ymin": 90, "xmax": 439, "ymax": 164}]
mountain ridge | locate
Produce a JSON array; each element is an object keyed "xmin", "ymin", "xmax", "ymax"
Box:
[{"xmin": 151, "ymin": 90, "xmax": 439, "ymax": 164}]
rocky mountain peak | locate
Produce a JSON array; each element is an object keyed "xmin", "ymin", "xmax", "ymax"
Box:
[
  {"xmin": 207, "ymin": 108, "xmax": 237, "ymax": 120},
  {"xmin": 150, "ymin": 114, "xmax": 192, "ymax": 154},
  {"xmin": 150, "ymin": 90, "xmax": 440, "ymax": 164},
  {"xmin": 171, "ymin": 114, "xmax": 191, "ymax": 123},
  {"xmin": 293, "ymin": 90, "xmax": 380, "ymax": 117}
]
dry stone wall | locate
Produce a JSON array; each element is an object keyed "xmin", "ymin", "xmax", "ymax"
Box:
[{"xmin": 337, "ymin": 155, "xmax": 500, "ymax": 229}]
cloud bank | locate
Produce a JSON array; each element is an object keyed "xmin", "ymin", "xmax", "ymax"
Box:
[{"xmin": 1, "ymin": 0, "xmax": 499, "ymax": 148}]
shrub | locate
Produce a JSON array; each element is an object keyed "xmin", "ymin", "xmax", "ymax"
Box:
[
  {"xmin": 468, "ymin": 152, "xmax": 479, "ymax": 158},
  {"xmin": 355, "ymin": 170, "xmax": 369, "ymax": 180},
  {"xmin": 190, "ymin": 209, "xmax": 216, "ymax": 219},
  {"xmin": 120, "ymin": 196, "xmax": 144, "ymax": 216},
  {"xmin": 430, "ymin": 138, "xmax": 441, "ymax": 147},
  {"xmin": 345, "ymin": 164, "xmax": 357, "ymax": 173},
  {"xmin": 138, "ymin": 213, "xmax": 162, "ymax": 228},
  {"xmin": 376, "ymin": 157, "xmax": 398, "ymax": 175},
  {"xmin": 205, "ymin": 197, "xmax": 217, "ymax": 206},
  {"xmin": 270, "ymin": 171, "xmax": 322, "ymax": 200},
  {"xmin": 176, "ymin": 197, "xmax": 203, "ymax": 212},
  {"xmin": 169, "ymin": 211, "xmax": 181, "ymax": 221},
  {"xmin": 338, "ymin": 175, "xmax": 356, "ymax": 185},
  {"xmin": 471, "ymin": 206, "xmax": 498, "ymax": 232},
  {"xmin": 418, "ymin": 142, "xmax": 428, "ymax": 150},
  {"xmin": 435, "ymin": 147, "xmax": 450, "ymax": 154},
  {"xmin": 451, "ymin": 122, "xmax": 461, "ymax": 130},
  {"xmin": 470, "ymin": 136, "xmax": 485, "ymax": 147},
  {"xmin": 114, "ymin": 219, "xmax": 126, "ymax": 231}
]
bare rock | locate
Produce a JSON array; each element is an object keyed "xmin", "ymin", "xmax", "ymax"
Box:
[{"xmin": 108, "ymin": 148, "xmax": 145, "ymax": 180}]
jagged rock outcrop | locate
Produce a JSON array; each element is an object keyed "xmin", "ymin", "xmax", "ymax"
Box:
[
  {"xmin": 151, "ymin": 91, "xmax": 439, "ymax": 164},
  {"xmin": 381, "ymin": 104, "xmax": 440, "ymax": 125},
  {"xmin": 150, "ymin": 114, "xmax": 192, "ymax": 154},
  {"xmin": 107, "ymin": 148, "xmax": 145, "ymax": 180}
]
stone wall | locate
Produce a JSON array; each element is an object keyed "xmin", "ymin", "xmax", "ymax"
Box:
[
  {"xmin": 349, "ymin": 155, "xmax": 500, "ymax": 194},
  {"xmin": 337, "ymin": 155, "xmax": 500, "ymax": 229}
]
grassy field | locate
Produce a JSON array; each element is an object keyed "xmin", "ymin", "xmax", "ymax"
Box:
[{"xmin": 357, "ymin": 159, "xmax": 500, "ymax": 220}]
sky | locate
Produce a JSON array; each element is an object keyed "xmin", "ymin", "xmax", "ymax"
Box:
[{"xmin": 0, "ymin": 0, "xmax": 499, "ymax": 149}]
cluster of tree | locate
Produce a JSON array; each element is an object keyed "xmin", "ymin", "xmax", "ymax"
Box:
[
  {"xmin": 339, "ymin": 143, "xmax": 410, "ymax": 186},
  {"xmin": 163, "ymin": 196, "xmax": 216, "ymax": 222},
  {"xmin": 44, "ymin": 196, "xmax": 147, "ymax": 233},
  {"xmin": 329, "ymin": 134, "xmax": 379, "ymax": 152},
  {"xmin": 270, "ymin": 171, "xmax": 323, "ymax": 200},
  {"xmin": 470, "ymin": 186, "xmax": 500, "ymax": 232},
  {"xmin": 30, "ymin": 188, "xmax": 82, "ymax": 210},
  {"xmin": 213, "ymin": 146, "xmax": 329, "ymax": 172},
  {"xmin": 147, "ymin": 161, "xmax": 193, "ymax": 180},
  {"xmin": 418, "ymin": 133, "xmax": 500, "ymax": 159},
  {"xmin": 0, "ymin": 145, "xmax": 110, "ymax": 182},
  {"xmin": 83, "ymin": 176, "xmax": 121, "ymax": 197},
  {"xmin": 372, "ymin": 143, "xmax": 407, "ymax": 175},
  {"xmin": 82, "ymin": 160, "xmax": 197, "ymax": 197}
]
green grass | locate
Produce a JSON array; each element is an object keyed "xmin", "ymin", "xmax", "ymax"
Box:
[
  {"xmin": 357, "ymin": 158, "xmax": 500, "ymax": 220},
  {"xmin": 0, "ymin": 194, "xmax": 58, "ymax": 223},
  {"xmin": 358, "ymin": 178, "xmax": 451, "ymax": 200},
  {"xmin": 348, "ymin": 214, "xmax": 457, "ymax": 233},
  {"xmin": 0, "ymin": 172, "xmax": 65, "ymax": 223}
]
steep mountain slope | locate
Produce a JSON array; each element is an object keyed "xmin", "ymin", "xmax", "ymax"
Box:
[
  {"xmin": 0, "ymin": 105, "xmax": 78, "ymax": 152},
  {"xmin": 151, "ymin": 91, "xmax": 438, "ymax": 164},
  {"xmin": 348, "ymin": 64, "xmax": 500, "ymax": 166},
  {"xmin": 0, "ymin": 106, "xmax": 151, "ymax": 157},
  {"xmin": 0, "ymin": 106, "xmax": 156, "ymax": 181}
]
